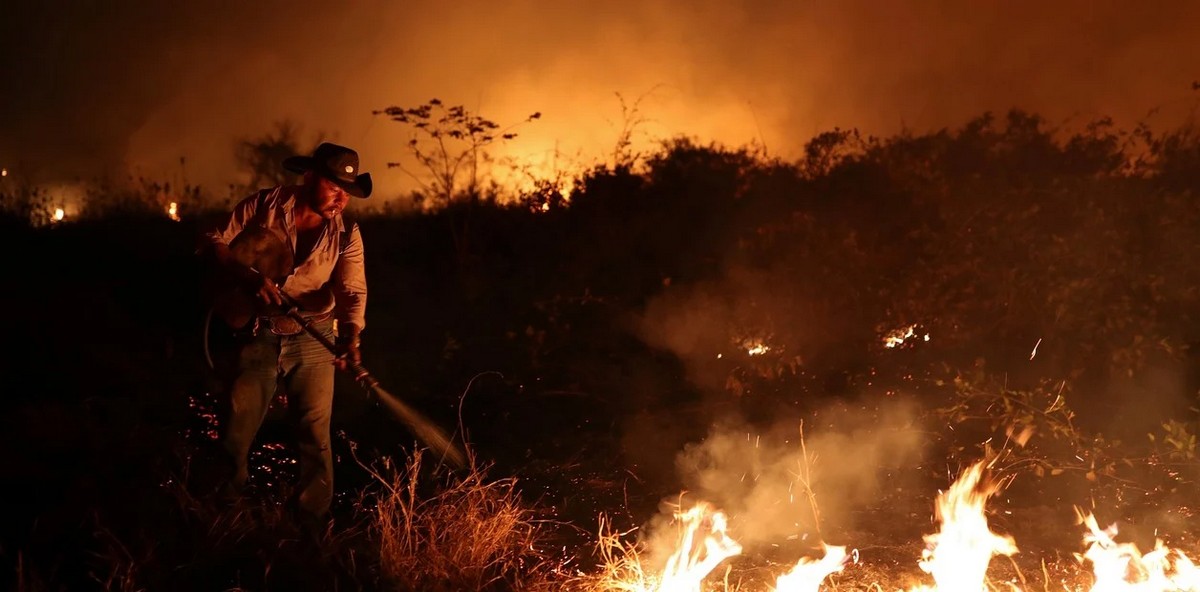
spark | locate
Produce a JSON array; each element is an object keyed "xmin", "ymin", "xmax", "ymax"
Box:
[
  {"xmin": 1, "ymin": 168, "xmax": 7, "ymax": 177},
  {"xmin": 1030, "ymin": 338, "xmax": 1042, "ymax": 360}
]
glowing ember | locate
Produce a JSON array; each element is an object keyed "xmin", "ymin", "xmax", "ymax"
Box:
[
  {"xmin": 774, "ymin": 544, "xmax": 849, "ymax": 592},
  {"xmin": 1, "ymin": 167, "xmax": 7, "ymax": 177},
  {"xmin": 910, "ymin": 462, "xmax": 1016, "ymax": 591},
  {"xmin": 747, "ymin": 343, "xmax": 770, "ymax": 356},
  {"xmin": 737, "ymin": 336, "xmax": 773, "ymax": 356},
  {"xmin": 883, "ymin": 324, "xmax": 929, "ymax": 348},
  {"xmin": 167, "ymin": 201, "xmax": 180, "ymax": 221}
]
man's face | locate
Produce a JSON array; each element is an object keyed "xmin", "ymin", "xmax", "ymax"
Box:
[{"xmin": 306, "ymin": 174, "xmax": 351, "ymax": 219}]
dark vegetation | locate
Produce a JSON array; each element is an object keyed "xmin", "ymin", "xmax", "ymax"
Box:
[{"xmin": 3, "ymin": 106, "xmax": 1200, "ymax": 590}]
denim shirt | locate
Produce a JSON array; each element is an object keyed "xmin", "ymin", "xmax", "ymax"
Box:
[{"xmin": 205, "ymin": 185, "xmax": 367, "ymax": 332}]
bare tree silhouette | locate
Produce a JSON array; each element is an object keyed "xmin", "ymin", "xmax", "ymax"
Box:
[{"xmin": 234, "ymin": 120, "xmax": 324, "ymax": 192}]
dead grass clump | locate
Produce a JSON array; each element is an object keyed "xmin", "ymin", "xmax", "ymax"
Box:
[
  {"xmin": 364, "ymin": 449, "xmax": 561, "ymax": 591},
  {"xmin": 569, "ymin": 514, "xmax": 657, "ymax": 592}
]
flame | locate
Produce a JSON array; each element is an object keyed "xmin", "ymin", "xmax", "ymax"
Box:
[
  {"xmin": 52, "ymin": 207, "xmax": 65, "ymax": 222},
  {"xmin": 910, "ymin": 462, "xmax": 1017, "ymax": 591},
  {"xmin": 167, "ymin": 201, "xmax": 180, "ymax": 221},
  {"xmin": 591, "ymin": 502, "xmax": 743, "ymax": 592},
  {"xmin": 658, "ymin": 503, "xmax": 743, "ymax": 592},
  {"xmin": 1079, "ymin": 512, "xmax": 1200, "ymax": 592},
  {"xmin": 774, "ymin": 544, "xmax": 849, "ymax": 592},
  {"xmin": 581, "ymin": 460, "xmax": 1200, "ymax": 592}
]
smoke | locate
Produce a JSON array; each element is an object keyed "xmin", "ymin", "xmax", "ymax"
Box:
[
  {"xmin": 3, "ymin": 0, "xmax": 1198, "ymax": 199},
  {"xmin": 621, "ymin": 393, "xmax": 925, "ymax": 574},
  {"xmin": 633, "ymin": 278, "xmax": 746, "ymax": 394},
  {"xmin": 624, "ymin": 246, "xmax": 918, "ymax": 554},
  {"xmin": 669, "ymin": 395, "xmax": 925, "ymax": 549},
  {"xmin": 633, "ymin": 260, "xmax": 871, "ymax": 398}
]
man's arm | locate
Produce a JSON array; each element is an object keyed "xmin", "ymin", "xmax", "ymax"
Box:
[
  {"xmin": 201, "ymin": 191, "xmax": 284, "ymax": 306},
  {"xmin": 332, "ymin": 223, "xmax": 367, "ymax": 362}
]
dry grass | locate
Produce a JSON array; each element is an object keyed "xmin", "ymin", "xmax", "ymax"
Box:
[
  {"xmin": 568, "ymin": 514, "xmax": 659, "ymax": 592},
  {"xmin": 361, "ymin": 448, "xmax": 563, "ymax": 591}
]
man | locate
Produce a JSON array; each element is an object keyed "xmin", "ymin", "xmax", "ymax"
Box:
[{"xmin": 202, "ymin": 142, "xmax": 370, "ymax": 531}]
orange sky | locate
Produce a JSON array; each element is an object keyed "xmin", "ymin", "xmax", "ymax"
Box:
[{"xmin": 2, "ymin": 0, "xmax": 1198, "ymax": 201}]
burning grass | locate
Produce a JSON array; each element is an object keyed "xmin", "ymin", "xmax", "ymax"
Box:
[
  {"xmin": 567, "ymin": 458, "xmax": 1200, "ymax": 592},
  {"xmin": 572, "ymin": 503, "xmax": 743, "ymax": 592}
]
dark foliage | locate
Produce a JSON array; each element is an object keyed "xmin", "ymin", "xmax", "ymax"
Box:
[{"xmin": 4, "ymin": 109, "xmax": 1200, "ymax": 588}]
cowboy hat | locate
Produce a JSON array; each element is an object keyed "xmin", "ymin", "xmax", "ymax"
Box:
[{"xmin": 282, "ymin": 142, "xmax": 373, "ymax": 198}]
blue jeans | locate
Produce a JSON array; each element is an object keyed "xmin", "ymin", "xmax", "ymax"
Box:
[{"xmin": 222, "ymin": 317, "xmax": 336, "ymax": 518}]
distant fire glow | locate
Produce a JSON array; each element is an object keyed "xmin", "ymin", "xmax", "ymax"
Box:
[{"xmin": 884, "ymin": 324, "xmax": 930, "ymax": 349}]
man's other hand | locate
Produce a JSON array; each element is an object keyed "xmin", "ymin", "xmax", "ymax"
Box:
[{"xmin": 335, "ymin": 326, "xmax": 362, "ymax": 371}]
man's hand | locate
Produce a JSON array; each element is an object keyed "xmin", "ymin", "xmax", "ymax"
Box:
[
  {"xmin": 239, "ymin": 266, "xmax": 284, "ymax": 307},
  {"xmin": 335, "ymin": 325, "xmax": 362, "ymax": 371},
  {"xmin": 212, "ymin": 242, "xmax": 285, "ymax": 308}
]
